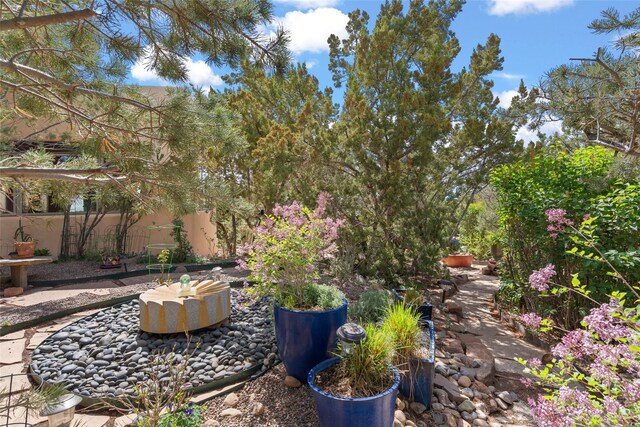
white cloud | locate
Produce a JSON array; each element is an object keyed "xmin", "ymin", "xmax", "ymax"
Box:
[
  {"xmin": 493, "ymin": 72, "xmax": 525, "ymax": 80},
  {"xmin": 495, "ymin": 89, "xmax": 520, "ymax": 109},
  {"xmin": 516, "ymin": 121, "xmax": 563, "ymax": 143},
  {"xmin": 130, "ymin": 47, "xmax": 223, "ymax": 90},
  {"xmin": 273, "ymin": 8, "xmax": 349, "ymax": 54},
  {"xmin": 273, "ymin": 0, "xmax": 338, "ymax": 8},
  {"xmin": 488, "ymin": 0, "xmax": 573, "ymax": 16},
  {"xmin": 305, "ymin": 60, "xmax": 318, "ymax": 69}
]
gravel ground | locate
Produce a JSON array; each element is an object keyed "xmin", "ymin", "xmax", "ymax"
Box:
[{"xmin": 204, "ymin": 364, "xmax": 321, "ymax": 427}]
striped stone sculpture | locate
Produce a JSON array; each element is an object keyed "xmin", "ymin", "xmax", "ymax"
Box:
[{"xmin": 139, "ymin": 280, "xmax": 230, "ymax": 334}]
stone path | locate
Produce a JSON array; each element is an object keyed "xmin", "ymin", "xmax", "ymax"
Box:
[
  {"xmin": 431, "ymin": 266, "xmax": 547, "ymax": 427},
  {"xmin": 451, "ymin": 271, "xmax": 545, "ymax": 376}
]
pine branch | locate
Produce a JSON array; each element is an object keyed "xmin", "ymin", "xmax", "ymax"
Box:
[{"xmin": 0, "ymin": 8, "xmax": 96, "ymax": 31}]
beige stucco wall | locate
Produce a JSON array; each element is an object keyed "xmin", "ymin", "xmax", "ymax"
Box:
[{"xmin": 0, "ymin": 210, "xmax": 216, "ymax": 258}]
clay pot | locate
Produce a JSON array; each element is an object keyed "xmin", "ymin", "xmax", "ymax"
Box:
[
  {"xmin": 15, "ymin": 241, "xmax": 36, "ymax": 258},
  {"xmin": 442, "ymin": 254, "xmax": 473, "ymax": 268}
]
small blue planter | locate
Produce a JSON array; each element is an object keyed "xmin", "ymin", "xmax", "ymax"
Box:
[
  {"xmin": 398, "ymin": 320, "xmax": 435, "ymax": 409},
  {"xmin": 274, "ymin": 300, "xmax": 348, "ymax": 382},
  {"xmin": 392, "ymin": 289, "xmax": 433, "ymax": 321},
  {"xmin": 308, "ymin": 357, "xmax": 400, "ymax": 427}
]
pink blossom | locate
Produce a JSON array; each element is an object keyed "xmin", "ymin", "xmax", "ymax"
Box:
[
  {"xmin": 520, "ymin": 377, "xmax": 533, "ymax": 387},
  {"xmin": 520, "ymin": 313, "xmax": 543, "ymax": 329},
  {"xmin": 545, "ymin": 208, "xmax": 574, "ymax": 238},
  {"xmin": 582, "ymin": 299, "xmax": 630, "ymax": 342},
  {"xmin": 527, "ymin": 357, "xmax": 542, "ymax": 367},
  {"xmin": 529, "ymin": 264, "xmax": 556, "ymax": 292},
  {"xmin": 552, "ymin": 329, "xmax": 592, "ymax": 359}
]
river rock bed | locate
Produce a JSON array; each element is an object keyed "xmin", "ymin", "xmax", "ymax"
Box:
[{"xmin": 30, "ymin": 290, "xmax": 278, "ymax": 399}]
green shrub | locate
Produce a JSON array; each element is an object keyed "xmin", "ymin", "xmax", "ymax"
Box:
[
  {"xmin": 156, "ymin": 404, "xmax": 205, "ymax": 427},
  {"xmin": 349, "ymin": 290, "xmax": 391, "ymax": 324},
  {"xmin": 301, "ymin": 283, "xmax": 345, "ymax": 311},
  {"xmin": 34, "ymin": 248, "xmax": 50, "ymax": 256}
]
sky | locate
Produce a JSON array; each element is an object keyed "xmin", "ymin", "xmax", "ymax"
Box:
[{"xmin": 129, "ymin": 0, "xmax": 637, "ymax": 141}]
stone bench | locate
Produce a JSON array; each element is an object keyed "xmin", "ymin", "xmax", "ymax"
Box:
[{"xmin": 0, "ymin": 256, "xmax": 54, "ymax": 289}]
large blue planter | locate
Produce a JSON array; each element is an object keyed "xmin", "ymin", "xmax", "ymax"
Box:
[
  {"xmin": 274, "ymin": 300, "xmax": 348, "ymax": 382},
  {"xmin": 309, "ymin": 357, "xmax": 400, "ymax": 427},
  {"xmin": 398, "ymin": 320, "xmax": 435, "ymax": 409},
  {"xmin": 392, "ymin": 289, "xmax": 433, "ymax": 322}
]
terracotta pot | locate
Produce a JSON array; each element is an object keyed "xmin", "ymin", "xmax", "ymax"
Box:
[
  {"xmin": 15, "ymin": 241, "xmax": 36, "ymax": 258},
  {"xmin": 442, "ymin": 254, "xmax": 473, "ymax": 268}
]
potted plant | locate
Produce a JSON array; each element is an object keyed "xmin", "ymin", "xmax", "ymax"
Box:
[
  {"xmin": 308, "ymin": 324, "xmax": 400, "ymax": 427},
  {"xmin": 14, "ymin": 220, "xmax": 36, "ymax": 258},
  {"xmin": 241, "ymin": 193, "xmax": 347, "ymax": 382},
  {"xmin": 384, "ymin": 304, "xmax": 435, "ymax": 409},
  {"xmin": 391, "ymin": 284, "xmax": 433, "ymax": 321}
]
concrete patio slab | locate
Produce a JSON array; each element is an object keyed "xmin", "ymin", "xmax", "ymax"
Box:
[
  {"xmin": 1, "ymin": 338, "xmax": 25, "ymax": 364},
  {"xmin": 0, "ymin": 363, "xmax": 30, "ymax": 392},
  {"xmin": 26, "ymin": 332, "xmax": 51, "ymax": 350},
  {"xmin": 75, "ymin": 413, "xmax": 111, "ymax": 427},
  {"xmin": 0, "ymin": 330, "xmax": 25, "ymax": 340},
  {"xmin": 9, "ymin": 282, "xmax": 120, "ymax": 307}
]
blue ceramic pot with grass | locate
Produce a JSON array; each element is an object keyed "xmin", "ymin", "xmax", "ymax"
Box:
[
  {"xmin": 308, "ymin": 357, "xmax": 400, "ymax": 427},
  {"xmin": 274, "ymin": 300, "xmax": 348, "ymax": 382},
  {"xmin": 392, "ymin": 289, "xmax": 433, "ymax": 321},
  {"xmin": 398, "ymin": 320, "xmax": 435, "ymax": 409}
]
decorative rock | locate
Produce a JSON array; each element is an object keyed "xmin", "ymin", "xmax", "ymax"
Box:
[
  {"xmin": 495, "ymin": 398, "xmax": 509, "ymax": 411},
  {"xmin": 30, "ymin": 292, "xmax": 276, "ymax": 399},
  {"xmin": 432, "ymin": 402, "xmax": 445, "ymax": 411},
  {"xmin": 223, "ymin": 392, "xmax": 239, "ymax": 407},
  {"xmin": 410, "ymin": 402, "xmax": 427, "ymax": 414},
  {"xmin": 434, "ymin": 373, "xmax": 467, "ymax": 403},
  {"xmin": 457, "ymin": 419, "xmax": 472, "ymax": 427},
  {"xmin": 3, "ymin": 287, "xmax": 24, "ymax": 297},
  {"xmin": 444, "ymin": 413, "xmax": 457, "ymax": 427},
  {"xmin": 395, "ymin": 410, "xmax": 407, "ymax": 424},
  {"xmin": 496, "ymin": 391, "xmax": 513, "ymax": 405},
  {"xmin": 393, "ymin": 419, "xmax": 403, "ymax": 427},
  {"xmin": 252, "ymin": 402, "xmax": 265, "ymax": 416},
  {"xmin": 432, "ymin": 412, "xmax": 445, "ymax": 425},
  {"xmin": 219, "ymin": 408, "xmax": 242, "ymax": 418},
  {"xmin": 396, "ymin": 398, "xmax": 405, "ymax": 411},
  {"xmin": 461, "ymin": 388, "xmax": 474, "ymax": 399},
  {"xmin": 458, "ymin": 376, "xmax": 472, "ymax": 388},
  {"xmin": 284, "ymin": 375, "xmax": 301, "ymax": 388},
  {"xmin": 445, "ymin": 301, "xmax": 463, "ymax": 318},
  {"xmin": 458, "ymin": 400, "xmax": 476, "ymax": 413},
  {"xmin": 406, "ymin": 421, "xmax": 417, "ymax": 427},
  {"xmin": 488, "ymin": 399, "xmax": 499, "ymax": 413},
  {"xmin": 434, "ymin": 388, "xmax": 455, "ymax": 408},
  {"xmin": 510, "ymin": 391, "xmax": 519, "ymax": 402},
  {"xmin": 473, "ymin": 420, "xmax": 489, "ymax": 427},
  {"xmin": 203, "ymin": 421, "xmax": 220, "ymax": 427}
]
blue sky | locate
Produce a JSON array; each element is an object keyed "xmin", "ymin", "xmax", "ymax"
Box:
[{"xmin": 129, "ymin": 0, "xmax": 637, "ymax": 140}]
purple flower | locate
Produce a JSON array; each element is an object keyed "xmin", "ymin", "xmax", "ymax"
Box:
[
  {"xmin": 529, "ymin": 264, "xmax": 556, "ymax": 292},
  {"xmin": 520, "ymin": 313, "xmax": 543, "ymax": 330},
  {"xmin": 582, "ymin": 299, "xmax": 630, "ymax": 342},
  {"xmin": 552, "ymin": 329, "xmax": 592, "ymax": 359},
  {"xmin": 545, "ymin": 208, "xmax": 574, "ymax": 238}
]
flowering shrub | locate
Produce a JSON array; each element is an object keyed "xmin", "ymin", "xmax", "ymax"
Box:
[
  {"xmin": 239, "ymin": 193, "xmax": 345, "ymax": 310},
  {"xmin": 518, "ymin": 211, "xmax": 640, "ymax": 426},
  {"xmin": 157, "ymin": 403, "xmax": 205, "ymax": 427}
]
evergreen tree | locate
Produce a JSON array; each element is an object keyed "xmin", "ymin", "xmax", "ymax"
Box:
[{"xmin": 328, "ymin": 0, "xmax": 521, "ymax": 279}]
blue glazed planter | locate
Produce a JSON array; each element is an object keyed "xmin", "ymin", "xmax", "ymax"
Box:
[
  {"xmin": 398, "ymin": 320, "xmax": 435, "ymax": 409},
  {"xmin": 392, "ymin": 289, "xmax": 433, "ymax": 321},
  {"xmin": 274, "ymin": 300, "xmax": 348, "ymax": 382},
  {"xmin": 308, "ymin": 357, "xmax": 400, "ymax": 427}
]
